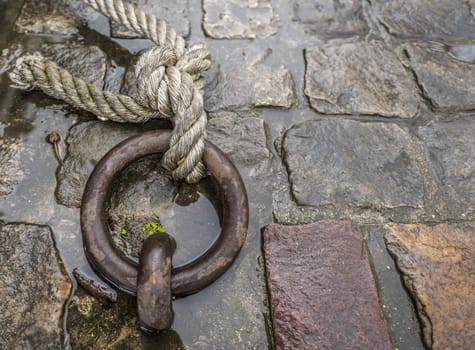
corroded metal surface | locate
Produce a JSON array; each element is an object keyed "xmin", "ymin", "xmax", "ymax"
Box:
[
  {"xmin": 72, "ymin": 268, "xmax": 117, "ymax": 304},
  {"xmin": 80, "ymin": 129, "xmax": 249, "ymax": 297},
  {"xmin": 137, "ymin": 233, "xmax": 176, "ymax": 332}
]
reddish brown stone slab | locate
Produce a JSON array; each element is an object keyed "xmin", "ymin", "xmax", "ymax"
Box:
[
  {"xmin": 385, "ymin": 222, "xmax": 475, "ymax": 350},
  {"xmin": 263, "ymin": 220, "xmax": 392, "ymax": 350}
]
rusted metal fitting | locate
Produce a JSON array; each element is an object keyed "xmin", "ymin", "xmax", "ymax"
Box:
[
  {"xmin": 137, "ymin": 232, "xmax": 176, "ymax": 332},
  {"xmin": 80, "ymin": 129, "xmax": 249, "ymax": 331}
]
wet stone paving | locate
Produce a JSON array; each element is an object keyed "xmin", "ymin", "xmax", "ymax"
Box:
[{"xmin": 0, "ymin": 0, "xmax": 474, "ymax": 349}]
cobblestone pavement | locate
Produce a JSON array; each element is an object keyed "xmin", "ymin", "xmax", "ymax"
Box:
[{"xmin": 0, "ymin": 0, "xmax": 474, "ymax": 349}]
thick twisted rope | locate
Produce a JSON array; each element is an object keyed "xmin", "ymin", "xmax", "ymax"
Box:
[{"xmin": 9, "ymin": 0, "xmax": 211, "ymax": 183}]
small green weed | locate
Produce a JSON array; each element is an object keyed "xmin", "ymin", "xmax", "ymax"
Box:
[{"xmin": 141, "ymin": 221, "xmax": 166, "ymax": 236}]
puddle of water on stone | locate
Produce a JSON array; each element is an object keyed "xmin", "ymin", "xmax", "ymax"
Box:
[
  {"xmin": 0, "ymin": 0, "xmax": 431, "ymax": 348},
  {"xmin": 0, "ymin": 42, "xmax": 273, "ymax": 350},
  {"xmin": 161, "ymin": 189, "xmax": 221, "ymax": 267},
  {"xmin": 108, "ymin": 178, "xmax": 222, "ymax": 267},
  {"xmin": 0, "ymin": 102, "xmax": 77, "ymax": 222}
]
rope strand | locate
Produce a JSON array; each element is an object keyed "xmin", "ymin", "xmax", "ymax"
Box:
[{"xmin": 9, "ymin": 0, "xmax": 211, "ymax": 183}]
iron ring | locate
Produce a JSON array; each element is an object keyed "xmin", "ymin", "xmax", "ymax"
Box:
[{"xmin": 80, "ymin": 129, "xmax": 249, "ymax": 297}]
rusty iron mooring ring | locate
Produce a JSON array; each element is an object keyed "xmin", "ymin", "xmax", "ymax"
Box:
[{"xmin": 80, "ymin": 129, "xmax": 249, "ymax": 297}]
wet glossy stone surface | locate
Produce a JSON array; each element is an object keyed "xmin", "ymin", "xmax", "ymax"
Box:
[
  {"xmin": 263, "ymin": 221, "xmax": 392, "ymax": 350},
  {"xmin": 304, "ymin": 42, "xmax": 419, "ymax": 118},
  {"xmin": 385, "ymin": 222, "xmax": 475, "ymax": 349},
  {"xmin": 4, "ymin": 41, "xmax": 109, "ymax": 110},
  {"xmin": 364, "ymin": 225, "xmax": 426, "ymax": 350},
  {"xmin": 293, "ymin": 0, "xmax": 367, "ymax": 36},
  {"xmin": 68, "ymin": 289, "xmax": 189, "ymax": 349},
  {"xmin": 111, "ymin": 0, "xmax": 190, "ymax": 38},
  {"xmin": 405, "ymin": 44, "xmax": 475, "ymax": 111},
  {"xmin": 0, "ymin": 223, "xmax": 71, "ymax": 348},
  {"xmin": 418, "ymin": 120, "xmax": 475, "ymax": 210},
  {"xmin": 2, "ymin": 0, "xmax": 475, "ymax": 348},
  {"xmin": 15, "ymin": 0, "xmax": 101, "ymax": 35},
  {"xmin": 0, "ymin": 135, "xmax": 24, "ymax": 196},
  {"xmin": 203, "ymin": 0, "xmax": 279, "ymax": 39},
  {"xmin": 374, "ymin": 0, "xmax": 475, "ymax": 42},
  {"xmin": 106, "ymin": 155, "xmax": 176, "ymax": 258},
  {"xmin": 2, "ymin": 41, "xmax": 107, "ymax": 88},
  {"xmin": 106, "ymin": 158, "xmax": 222, "ymax": 266},
  {"xmin": 56, "ymin": 121, "xmax": 142, "ymax": 207},
  {"xmin": 282, "ymin": 119, "xmax": 424, "ymax": 208}
]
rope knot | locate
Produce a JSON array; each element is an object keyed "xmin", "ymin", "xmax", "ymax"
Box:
[
  {"xmin": 134, "ymin": 44, "xmax": 211, "ymax": 119},
  {"xmin": 130, "ymin": 41, "xmax": 211, "ymax": 183},
  {"xmin": 8, "ymin": 0, "xmax": 211, "ymax": 183}
]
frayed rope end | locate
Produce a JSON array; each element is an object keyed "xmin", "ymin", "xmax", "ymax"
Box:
[{"xmin": 8, "ymin": 52, "xmax": 46, "ymax": 91}]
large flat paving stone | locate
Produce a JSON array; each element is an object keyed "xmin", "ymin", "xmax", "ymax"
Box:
[
  {"xmin": 207, "ymin": 115, "xmax": 270, "ymax": 166},
  {"xmin": 205, "ymin": 49, "xmax": 295, "ymax": 112},
  {"xmin": 110, "ymin": 0, "xmax": 189, "ymax": 38},
  {"xmin": 374, "ymin": 0, "xmax": 475, "ymax": 42},
  {"xmin": 405, "ymin": 45, "xmax": 475, "ymax": 111},
  {"xmin": 14, "ymin": 0, "xmax": 100, "ymax": 35},
  {"xmin": 0, "ymin": 223, "xmax": 72, "ymax": 348},
  {"xmin": 418, "ymin": 120, "xmax": 475, "ymax": 209},
  {"xmin": 263, "ymin": 220, "xmax": 392, "ymax": 350},
  {"xmin": 282, "ymin": 119, "xmax": 424, "ymax": 209},
  {"xmin": 293, "ymin": 0, "xmax": 367, "ymax": 36},
  {"xmin": 385, "ymin": 222, "xmax": 475, "ymax": 349},
  {"xmin": 203, "ymin": 0, "xmax": 279, "ymax": 39},
  {"xmin": 304, "ymin": 42, "xmax": 419, "ymax": 118},
  {"xmin": 56, "ymin": 121, "xmax": 142, "ymax": 207}
]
